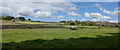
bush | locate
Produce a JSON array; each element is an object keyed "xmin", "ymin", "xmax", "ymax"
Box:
[
  {"xmin": 2, "ymin": 16, "xmax": 14, "ymax": 20},
  {"xmin": 88, "ymin": 23, "xmax": 93, "ymax": 26},
  {"xmin": 70, "ymin": 22, "xmax": 75, "ymax": 25},
  {"xmin": 19, "ymin": 17, "xmax": 25, "ymax": 21},
  {"xmin": 115, "ymin": 25, "xmax": 118, "ymax": 27},
  {"xmin": 28, "ymin": 19, "xmax": 31, "ymax": 21},
  {"xmin": 81, "ymin": 22, "xmax": 87, "ymax": 25}
]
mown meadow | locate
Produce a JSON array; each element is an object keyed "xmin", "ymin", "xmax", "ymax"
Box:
[
  {"xmin": 2, "ymin": 20, "xmax": 119, "ymax": 48},
  {"xmin": 2, "ymin": 27, "xmax": 119, "ymax": 48},
  {"xmin": 2, "ymin": 27, "xmax": 118, "ymax": 43}
]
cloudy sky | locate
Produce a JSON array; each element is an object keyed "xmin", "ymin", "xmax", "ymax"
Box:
[{"xmin": 1, "ymin": 0, "xmax": 119, "ymax": 22}]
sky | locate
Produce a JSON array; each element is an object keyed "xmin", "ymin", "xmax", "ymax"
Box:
[{"xmin": 1, "ymin": 0, "xmax": 119, "ymax": 22}]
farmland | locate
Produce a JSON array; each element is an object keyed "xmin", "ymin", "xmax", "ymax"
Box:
[
  {"xmin": 2, "ymin": 21, "xmax": 100, "ymax": 29},
  {"xmin": 1, "ymin": 2, "xmax": 119, "ymax": 49},
  {"xmin": 1, "ymin": 20, "xmax": 21, "ymax": 25},
  {"xmin": 2, "ymin": 27, "xmax": 118, "ymax": 43},
  {"xmin": 16, "ymin": 21, "xmax": 64, "ymax": 25},
  {"xmin": 2, "ymin": 27, "xmax": 119, "ymax": 48},
  {"xmin": 1, "ymin": 20, "xmax": 119, "ymax": 48}
]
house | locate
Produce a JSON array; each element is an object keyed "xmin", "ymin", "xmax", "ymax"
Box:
[
  {"xmin": 103, "ymin": 21, "xmax": 111, "ymax": 27},
  {"xmin": 110, "ymin": 22, "xmax": 118, "ymax": 27},
  {"xmin": 11, "ymin": 19, "xmax": 21, "ymax": 22},
  {"xmin": 94, "ymin": 21, "xmax": 103, "ymax": 26}
]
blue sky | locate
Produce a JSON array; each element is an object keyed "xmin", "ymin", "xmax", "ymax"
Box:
[
  {"xmin": 30, "ymin": 2, "xmax": 118, "ymax": 22},
  {"xmin": 1, "ymin": 2, "xmax": 118, "ymax": 22}
]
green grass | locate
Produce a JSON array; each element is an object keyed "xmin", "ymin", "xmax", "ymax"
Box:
[
  {"xmin": 64, "ymin": 25, "xmax": 99, "ymax": 28},
  {"xmin": 15, "ymin": 21, "xmax": 100, "ymax": 29},
  {"xmin": 2, "ymin": 27, "xmax": 118, "ymax": 43},
  {"xmin": 3, "ymin": 34, "xmax": 119, "ymax": 48},
  {"xmin": 1, "ymin": 20, "xmax": 21, "ymax": 25},
  {"xmin": 16, "ymin": 22, "xmax": 52, "ymax": 24},
  {"xmin": 16, "ymin": 21, "xmax": 64, "ymax": 25},
  {"xmin": 2, "ymin": 20, "xmax": 119, "ymax": 48}
]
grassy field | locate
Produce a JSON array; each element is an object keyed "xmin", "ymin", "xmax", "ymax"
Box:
[
  {"xmin": 2, "ymin": 20, "xmax": 99, "ymax": 28},
  {"xmin": 2, "ymin": 20, "xmax": 119, "ymax": 48},
  {"xmin": 3, "ymin": 34, "xmax": 119, "ymax": 48},
  {"xmin": 2, "ymin": 27, "xmax": 118, "ymax": 43},
  {"xmin": 16, "ymin": 21, "xmax": 64, "ymax": 25},
  {"xmin": 1, "ymin": 20, "xmax": 21, "ymax": 25},
  {"xmin": 64, "ymin": 25, "xmax": 99, "ymax": 28},
  {"xmin": 15, "ymin": 21, "xmax": 100, "ymax": 28},
  {"xmin": 2, "ymin": 27, "xmax": 119, "ymax": 48}
]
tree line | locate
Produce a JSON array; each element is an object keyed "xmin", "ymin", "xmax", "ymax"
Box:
[
  {"xmin": 60, "ymin": 20, "xmax": 93, "ymax": 26},
  {"xmin": 1, "ymin": 16, "xmax": 25, "ymax": 21}
]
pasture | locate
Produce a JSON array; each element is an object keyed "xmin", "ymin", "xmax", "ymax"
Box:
[
  {"xmin": 2, "ymin": 27, "xmax": 119, "ymax": 48},
  {"xmin": 1, "ymin": 20, "xmax": 21, "ymax": 25},
  {"xmin": 16, "ymin": 21, "xmax": 64, "ymax": 25},
  {"xmin": 15, "ymin": 21, "xmax": 100, "ymax": 28},
  {"xmin": 2, "ymin": 27, "xmax": 118, "ymax": 43},
  {"xmin": 2, "ymin": 20, "xmax": 119, "ymax": 48}
]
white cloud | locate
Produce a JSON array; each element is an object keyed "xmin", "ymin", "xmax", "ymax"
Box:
[
  {"xmin": 57, "ymin": 16, "xmax": 64, "ymax": 19},
  {"xmin": 68, "ymin": 11, "xmax": 81, "ymax": 16},
  {"xmin": 1, "ymin": 2, "xmax": 78, "ymax": 19},
  {"xmin": 2, "ymin": 0, "xmax": 65, "ymax": 2},
  {"xmin": 2, "ymin": 0, "xmax": 119, "ymax": 2},
  {"xmin": 109, "ymin": 21, "xmax": 119, "ymax": 23},
  {"xmin": 94, "ymin": 3, "xmax": 118, "ymax": 16},
  {"xmin": 90, "ymin": 19, "xmax": 99, "ymax": 21},
  {"xmin": 94, "ymin": 3, "xmax": 101, "ymax": 7},
  {"xmin": 69, "ymin": 6, "xmax": 79, "ymax": 11},
  {"xmin": 85, "ymin": 13, "xmax": 111, "ymax": 20},
  {"xmin": 0, "ymin": 7, "xmax": 13, "ymax": 16},
  {"xmin": 35, "ymin": 11, "xmax": 52, "ymax": 18},
  {"xmin": 52, "ymin": 11, "xmax": 58, "ymax": 13},
  {"xmin": 99, "ymin": 7, "xmax": 118, "ymax": 16},
  {"xmin": 73, "ymin": 0, "xmax": 119, "ymax": 2},
  {"xmin": 69, "ymin": 18, "xmax": 76, "ymax": 21},
  {"xmin": 81, "ymin": 19, "xmax": 85, "ymax": 21}
]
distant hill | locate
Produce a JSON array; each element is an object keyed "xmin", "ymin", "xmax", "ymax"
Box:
[{"xmin": 1, "ymin": 20, "xmax": 21, "ymax": 25}]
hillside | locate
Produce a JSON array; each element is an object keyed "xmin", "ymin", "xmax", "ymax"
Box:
[{"xmin": 1, "ymin": 20, "xmax": 21, "ymax": 25}]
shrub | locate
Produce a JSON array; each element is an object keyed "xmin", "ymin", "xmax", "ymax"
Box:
[
  {"xmin": 115, "ymin": 25, "xmax": 118, "ymax": 27},
  {"xmin": 28, "ymin": 19, "xmax": 31, "ymax": 21},
  {"xmin": 18, "ymin": 17, "xmax": 25, "ymax": 21},
  {"xmin": 70, "ymin": 22, "xmax": 75, "ymax": 25},
  {"xmin": 2, "ymin": 16, "xmax": 14, "ymax": 20},
  {"xmin": 88, "ymin": 23, "xmax": 93, "ymax": 26}
]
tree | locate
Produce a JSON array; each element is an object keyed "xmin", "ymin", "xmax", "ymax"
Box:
[
  {"xmin": 76, "ymin": 20, "xmax": 78, "ymax": 23},
  {"xmin": 2, "ymin": 16, "xmax": 14, "ymax": 20},
  {"xmin": 28, "ymin": 18, "xmax": 31, "ymax": 21},
  {"xmin": 60, "ymin": 21, "xmax": 66, "ymax": 23},
  {"xmin": 88, "ymin": 23, "xmax": 93, "ymax": 26},
  {"xmin": 70, "ymin": 22, "xmax": 75, "ymax": 25},
  {"xmin": 87, "ymin": 22, "xmax": 93, "ymax": 26},
  {"xmin": 18, "ymin": 17, "xmax": 25, "ymax": 21},
  {"xmin": 12, "ymin": 19, "xmax": 15, "ymax": 22},
  {"xmin": 81, "ymin": 22, "xmax": 87, "ymax": 25},
  {"xmin": 1, "ymin": 17, "xmax": 5, "ymax": 20},
  {"xmin": 60, "ymin": 21, "xmax": 66, "ymax": 25},
  {"xmin": 75, "ymin": 20, "xmax": 80, "ymax": 25},
  {"xmin": 115, "ymin": 25, "xmax": 118, "ymax": 27},
  {"xmin": 67, "ymin": 21, "xmax": 70, "ymax": 23}
]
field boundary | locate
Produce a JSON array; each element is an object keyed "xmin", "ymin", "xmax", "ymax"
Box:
[{"xmin": 1, "ymin": 25, "xmax": 100, "ymax": 29}]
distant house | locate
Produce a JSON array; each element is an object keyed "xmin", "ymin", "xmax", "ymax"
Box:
[
  {"xmin": 66, "ymin": 20, "xmax": 77, "ymax": 25},
  {"xmin": 60, "ymin": 21, "xmax": 66, "ymax": 23},
  {"xmin": 85, "ymin": 21, "xmax": 92, "ymax": 23},
  {"xmin": 110, "ymin": 23, "xmax": 118, "ymax": 27},
  {"xmin": 103, "ymin": 21, "xmax": 111, "ymax": 27},
  {"xmin": 93, "ymin": 21, "xmax": 103, "ymax": 26},
  {"xmin": 91, "ymin": 22, "xmax": 96, "ymax": 25},
  {"xmin": 11, "ymin": 19, "xmax": 21, "ymax": 22}
]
